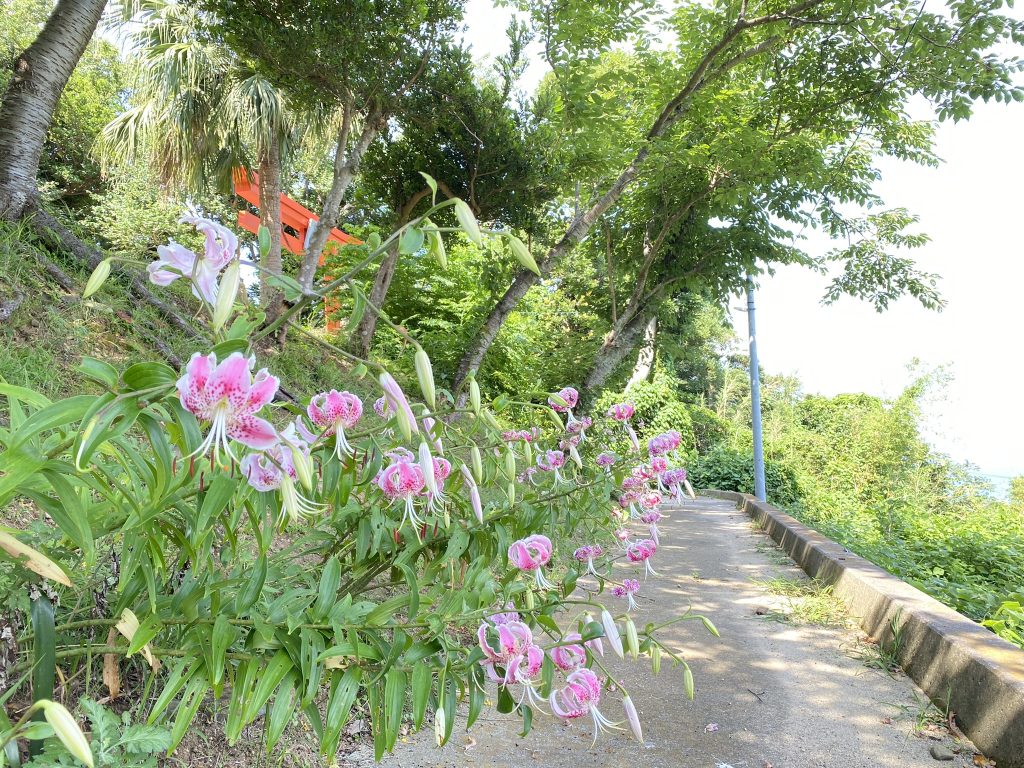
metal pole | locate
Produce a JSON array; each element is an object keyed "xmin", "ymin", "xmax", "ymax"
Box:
[{"xmin": 746, "ymin": 274, "xmax": 767, "ymax": 501}]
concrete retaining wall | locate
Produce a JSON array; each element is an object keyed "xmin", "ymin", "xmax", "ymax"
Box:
[{"xmin": 705, "ymin": 489, "xmax": 1024, "ymax": 766}]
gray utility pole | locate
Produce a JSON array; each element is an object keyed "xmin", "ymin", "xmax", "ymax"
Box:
[{"xmin": 746, "ymin": 274, "xmax": 767, "ymax": 501}]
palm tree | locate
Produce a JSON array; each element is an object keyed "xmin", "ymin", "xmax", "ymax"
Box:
[{"xmin": 98, "ymin": 0, "xmax": 296, "ymax": 320}]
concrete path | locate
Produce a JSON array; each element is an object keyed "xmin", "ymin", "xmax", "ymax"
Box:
[{"xmin": 365, "ymin": 497, "xmax": 974, "ymax": 768}]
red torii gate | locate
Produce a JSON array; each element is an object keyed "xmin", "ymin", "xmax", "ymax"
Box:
[{"xmin": 232, "ymin": 169, "xmax": 360, "ymax": 331}]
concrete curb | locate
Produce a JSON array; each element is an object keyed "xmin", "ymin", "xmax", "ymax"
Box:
[{"xmin": 704, "ymin": 489, "xmax": 1024, "ymax": 767}]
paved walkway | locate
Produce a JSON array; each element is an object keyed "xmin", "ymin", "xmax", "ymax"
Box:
[{"xmin": 366, "ymin": 497, "xmax": 973, "ymax": 768}]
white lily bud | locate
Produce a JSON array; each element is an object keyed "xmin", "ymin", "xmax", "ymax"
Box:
[
  {"xmin": 623, "ymin": 695, "xmax": 643, "ymax": 743},
  {"xmin": 434, "ymin": 706, "xmax": 446, "ymax": 746},
  {"xmin": 35, "ymin": 700, "xmax": 95, "ymax": 768},
  {"xmin": 419, "ymin": 441, "xmax": 438, "ymax": 498},
  {"xmin": 454, "ymin": 199, "xmax": 482, "ymax": 245},
  {"xmin": 83, "ymin": 258, "xmax": 112, "ymax": 299},
  {"xmin": 212, "ymin": 259, "xmax": 240, "ymax": 331},
  {"xmin": 414, "ymin": 347, "xmax": 436, "ymax": 409},
  {"xmin": 601, "ymin": 609, "xmax": 624, "ymax": 658},
  {"xmin": 507, "ymin": 234, "xmax": 540, "ymax": 276}
]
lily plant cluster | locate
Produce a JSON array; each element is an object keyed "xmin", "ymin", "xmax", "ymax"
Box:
[{"xmin": 0, "ymin": 203, "xmax": 715, "ymax": 766}]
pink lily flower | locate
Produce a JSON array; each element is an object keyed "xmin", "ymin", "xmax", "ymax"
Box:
[
  {"xmin": 536, "ymin": 449, "xmax": 567, "ymax": 484},
  {"xmin": 573, "ymin": 544, "xmax": 604, "ymax": 576},
  {"xmin": 373, "ymin": 395, "xmax": 392, "ymax": 418},
  {"xmin": 149, "ymin": 212, "xmax": 237, "ymax": 305},
  {"xmin": 647, "ymin": 429, "xmax": 682, "ymax": 457},
  {"xmin": 377, "ymin": 455, "xmax": 426, "ymax": 531},
  {"xmin": 619, "ymin": 492, "xmax": 641, "ymax": 520},
  {"xmin": 177, "ymin": 351, "xmax": 278, "ymax": 461},
  {"xmin": 612, "ymin": 578, "xmax": 641, "ymax": 612},
  {"xmin": 606, "ymin": 402, "xmax": 634, "ymax": 421},
  {"xmin": 548, "ymin": 386, "xmax": 578, "ymax": 413},
  {"xmin": 596, "ymin": 452, "xmax": 616, "ymax": 470},
  {"xmin": 627, "ymin": 539, "xmax": 659, "ymax": 579},
  {"xmin": 641, "ymin": 510, "xmax": 663, "ymax": 544},
  {"xmin": 548, "ymin": 386, "xmax": 582, "ymax": 429},
  {"xmin": 549, "ymin": 668, "xmax": 621, "ymax": 742},
  {"xmin": 549, "ymin": 632, "xmax": 588, "ymax": 671},
  {"xmin": 477, "ymin": 619, "xmax": 546, "ymax": 707},
  {"xmin": 240, "ymin": 441, "xmax": 320, "ymax": 523},
  {"xmin": 508, "ymin": 534, "xmax": 555, "ymax": 590},
  {"xmin": 307, "ymin": 390, "xmax": 362, "ymax": 458},
  {"xmin": 640, "ymin": 491, "xmax": 662, "ymax": 512}
]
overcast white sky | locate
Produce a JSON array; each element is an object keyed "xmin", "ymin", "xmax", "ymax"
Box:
[{"xmin": 462, "ymin": 0, "xmax": 1024, "ymax": 479}]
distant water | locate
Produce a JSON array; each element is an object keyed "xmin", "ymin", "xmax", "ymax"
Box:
[{"xmin": 979, "ymin": 473, "xmax": 1012, "ymax": 501}]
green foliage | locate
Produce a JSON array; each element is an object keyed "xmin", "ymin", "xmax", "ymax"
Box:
[
  {"xmin": 708, "ymin": 365, "xmax": 1024, "ymax": 648},
  {"xmin": 688, "ymin": 446, "xmax": 802, "ymax": 507}
]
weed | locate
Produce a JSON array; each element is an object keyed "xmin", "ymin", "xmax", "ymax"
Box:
[{"xmin": 849, "ymin": 608, "xmax": 905, "ymax": 676}]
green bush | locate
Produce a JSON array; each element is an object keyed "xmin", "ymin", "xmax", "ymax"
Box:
[{"xmin": 688, "ymin": 446, "xmax": 802, "ymax": 507}]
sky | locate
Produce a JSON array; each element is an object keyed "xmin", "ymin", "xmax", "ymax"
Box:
[{"xmin": 461, "ymin": 1, "xmax": 1024, "ymax": 479}]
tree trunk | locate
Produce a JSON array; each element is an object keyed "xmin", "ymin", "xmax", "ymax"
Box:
[
  {"xmin": 352, "ymin": 187, "xmax": 430, "ymax": 356},
  {"xmin": 257, "ymin": 135, "xmax": 285, "ymax": 323},
  {"xmin": 453, "ymin": 147, "xmax": 650, "ymax": 391},
  {"xmin": 296, "ymin": 109, "xmax": 382, "ymax": 292},
  {"xmin": 626, "ymin": 316, "xmax": 657, "ymax": 389},
  {"xmin": 354, "ymin": 242, "xmax": 399, "ymax": 356},
  {"xmin": 0, "ymin": 0, "xmax": 106, "ymax": 219},
  {"xmin": 581, "ymin": 311, "xmax": 651, "ymax": 392}
]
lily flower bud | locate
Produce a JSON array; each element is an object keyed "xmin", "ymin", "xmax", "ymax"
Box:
[
  {"xmin": 623, "ymin": 695, "xmax": 643, "ymax": 743},
  {"xmin": 83, "ymin": 258, "xmax": 112, "ymax": 299},
  {"xmin": 470, "ymin": 446, "xmax": 483, "ymax": 483},
  {"xmin": 414, "ymin": 347, "xmax": 436, "ymax": 409},
  {"xmin": 469, "ymin": 379, "xmax": 481, "ymax": 415},
  {"xmin": 434, "ymin": 706, "xmax": 446, "ymax": 746},
  {"xmin": 288, "ymin": 442, "xmax": 315, "ymax": 492},
  {"xmin": 625, "ymin": 618, "xmax": 640, "ymax": 660},
  {"xmin": 212, "ymin": 258, "xmax": 240, "ymax": 331},
  {"xmin": 504, "ymin": 448, "xmax": 516, "ymax": 480},
  {"xmin": 454, "ymin": 199, "xmax": 482, "ymax": 245},
  {"xmin": 419, "ymin": 441, "xmax": 438, "ymax": 498},
  {"xmin": 34, "ymin": 700, "xmax": 95, "ymax": 768},
  {"xmin": 601, "ymin": 609, "xmax": 624, "ymax": 658}
]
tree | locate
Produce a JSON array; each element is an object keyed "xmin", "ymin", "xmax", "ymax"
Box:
[
  {"xmin": 453, "ymin": 0, "xmax": 1024, "ymax": 393},
  {"xmin": 99, "ymin": 1, "xmax": 296, "ymax": 320},
  {"xmin": 347, "ymin": 30, "xmax": 555, "ymax": 355},
  {"xmin": 0, "ymin": 0, "xmax": 107, "ymax": 218},
  {"xmin": 203, "ymin": 0, "xmax": 466, "ymax": 294}
]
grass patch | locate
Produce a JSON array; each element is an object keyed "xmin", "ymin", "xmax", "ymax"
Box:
[{"xmin": 754, "ymin": 576, "xmax": 850, "ymax": 626}]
